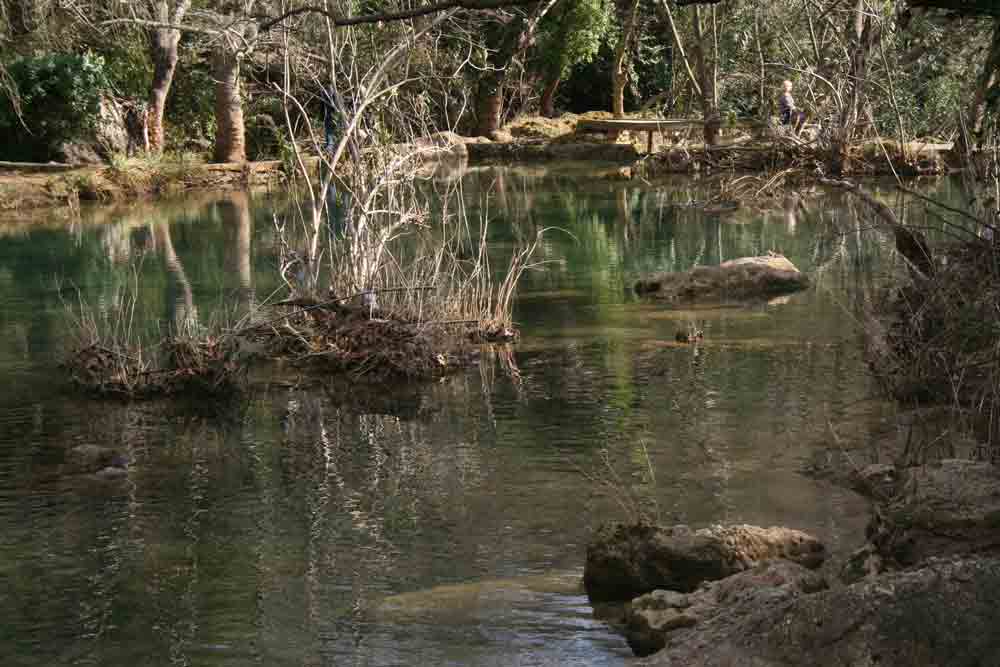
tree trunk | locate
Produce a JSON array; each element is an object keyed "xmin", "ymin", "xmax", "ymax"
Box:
[
  {"xmin": 689, "ymin": 6, "xmax": 719, "ymax": 145},
  {"xmin": 474, "ymin": 0, "xmax": 560, "ymax": 137},
  {"xmin": 833, "ymin": 0, "xmax": 881, "ymax": 174},
  {"xmin": 148, "ymin": 40, "xmax": 178, "ymax": 153},
  {"xmin": 145, "ymin": 1, "xmax": 191, "ymax": 154},
  {"xmin": 612, "ymin": 0, "xmax": 641, "ymax": 119},
  {"xmin": 540, "ymin": 76, "xmax": 560, "ymax": 118},
  {"xmin": 213, "ymin": 47, "xmax": 246, "ymax": 163},
  {"xmin": 477, "ymin": 73, "xmax": 504, "ymax": 137}
]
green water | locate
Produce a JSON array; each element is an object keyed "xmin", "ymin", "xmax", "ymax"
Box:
[{"xmin": 0, "ymin": 168, "xmax": 952, "ymax": 665}]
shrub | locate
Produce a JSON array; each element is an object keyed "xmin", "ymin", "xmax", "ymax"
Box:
[{"xmin": 0, "ymin": 53, "xmax": 110, "ymax": 162}]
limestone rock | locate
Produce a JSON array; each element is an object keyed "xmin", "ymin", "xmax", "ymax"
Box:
[
  {"xmin": 625, "ymin": 591, "xmax": 698, "ymax": 657},
  {"xmin": 625, "ymin": 560, "xmax": 826, "ymax": 658},
  {"xmin": 642, "ymin": 557, "xmax": 1000, "ymax": 667},
  {"xmin": 635, "ymin": 254, "xmax": 809, "ymax": 303},
  {"xmin": 584, "ymin": 522, "xmax": 825, "ymax": 603}
]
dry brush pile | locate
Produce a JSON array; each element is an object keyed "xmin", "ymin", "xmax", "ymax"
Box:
[{"xmin": 838, "ymin": 151, "xmax": 1000, "ymax": 456}]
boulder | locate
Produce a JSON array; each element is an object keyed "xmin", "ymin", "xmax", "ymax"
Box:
[
  {"xmin": 635, "ymin": 254, "xmax": 809, "ymax": 303},
  {"xmin": 845, "ymin": 460, "xmax": 1000, "ymax": 580},
  {"xmin": 584, "ymin": 522, "xmax": 825, "ymax": 603},
  {"xmin": 642, "ymin": 557, "xmax": 1000, "ymax": 667},
  {"xmin": 625, "ymin": 560, "xmax": 827, "ymax": 658}
]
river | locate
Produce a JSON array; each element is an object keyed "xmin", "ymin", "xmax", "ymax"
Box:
[{"xmin": 0, "ymin": 166, "xmax": 953, "ymax": 665}]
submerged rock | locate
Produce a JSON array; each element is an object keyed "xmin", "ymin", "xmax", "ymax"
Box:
[
  {"xmin": 625, "ymin": 560, "xmax": 826, "ymax": 657},
  {"xmin": 635, "ymin": 254, "xmax": 808, "ymax": 303},
  {"xmin": 641, "ymin": 557, "xmax": 1000, "ymax": 667},
  {"xmin": 371, "ymin": 572, "xmax": 583, "ymax": 619},
  {"xmin": 584, "ymin": 522, "xmax": 825, "ymax": 603}
]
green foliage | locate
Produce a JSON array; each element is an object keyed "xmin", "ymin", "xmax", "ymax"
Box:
[
  {"xmin": 0, "ymin": 53, "xmax": 109, "ymax": 162},
  {"xmin": 537, "ymin": 0, "xmax": 613, "ymax": 82},
  {"xmin": 163, "ymin": 53, "xmax": 216, "ymax": 153},
  {"xmin": 97, "ymin": 40, "xmax": 152, "ymax": 100}
]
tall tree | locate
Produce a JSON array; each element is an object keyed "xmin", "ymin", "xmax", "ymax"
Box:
[
  {"xmin": 610, "ymin": 0, "xmax": 640, "ymax": 118},
  {"xmin": 211, "ymin": 1, "xmax": 255, "ymax": 163},
  {"xmin": 534, "ymin": 0, "xmax": 610, "ymax": 117},
  {"xmin": 146, "ymin": 0, "xmax": 192, "ymax": 153},
  {"xmin": 476, "ymin": 0, "xmax": 560, "ymax": 136}
]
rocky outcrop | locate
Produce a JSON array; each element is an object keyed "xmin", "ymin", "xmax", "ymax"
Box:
[
  {"xmin": 584, "ymin": 522, "xmax": 825, "ymax": 603},
  {"xmin": 844, "ymin": 459, "xmax": 1000, "ymax": 582},
  {"xmin": 642, "ymin": 557, "xmax": 1000, "ymax": 667},
  {"xmin": 635, "ymin": 254, "xmax": 809, "ymax": 303},
  {"xmin": 625, "ymin": 560, "xmax": 827, "ymax": 657},
  {"xmin": 56, "ymin": 96, "xmax": 128, "ymax": 165}
]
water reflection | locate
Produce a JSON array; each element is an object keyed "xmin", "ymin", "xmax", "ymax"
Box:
[{"xmin": 0, "ymin": 171, "xmax": 968, "ymax": 665}]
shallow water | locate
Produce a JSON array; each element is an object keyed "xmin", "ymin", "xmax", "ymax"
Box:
[{"xmin": 0, "ymin": 169, "xmax": 954, "ymax": 665}]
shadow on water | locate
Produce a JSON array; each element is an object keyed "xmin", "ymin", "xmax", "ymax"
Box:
[{"xmin": 0, "ymin": 170, "xmax": 969, "ymax": 665}]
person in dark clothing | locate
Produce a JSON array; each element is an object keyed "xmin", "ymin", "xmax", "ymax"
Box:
[{"xmin": 778, "ymin": 80, "xmax": 806, "ymax": 129}]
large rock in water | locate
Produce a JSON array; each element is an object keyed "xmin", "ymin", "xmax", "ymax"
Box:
[
  {"xmin": 624, "ymin": 560, "xmax": 827, "ymax": 657},
  {"xmin": 641, "ymin": 557, "xmax": 1000, "ymax": 667},
  {"xmin": 584, "ymin": 522, "xmax": 826, "ymax": 603},
  {"xmin": 844, "ymin": 459, "xmax": 1000, "ymax": 581},
  {"xmin": 635, "ymin": 254, "xmax": 808, "ymax": 302}
]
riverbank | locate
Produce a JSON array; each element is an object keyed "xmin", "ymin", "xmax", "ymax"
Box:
[
  {"xmin": 0, "ymin": 112, "xmax": 961, "ymax": 218},
  {"xmin": 0, "ymin": 156, "xmax": 300, "ymax": 218}
]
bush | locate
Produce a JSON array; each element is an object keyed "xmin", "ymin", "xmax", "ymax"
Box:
[{"xmin": 0, "ymin": 53, "xmax": 110, "ymax": 162}]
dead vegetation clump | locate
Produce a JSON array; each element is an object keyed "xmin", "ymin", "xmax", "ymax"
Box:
[
  {"xmin": 866, "ymin": 238, "xmax": 999, "ymax": 430},
  {"xmin": 835, "ymin": 138, "xmax": 1000, "ymax": 455},
  {"xmin": 61, "ymin": 287, "xmax": 245, "ymax": 399},
  {"xmin": 246, "ymin": 300, "xmax": 471, "ymax": 381},
  {"xmin": 64, "ymin": 336, "xmax": 243, "ymax": 398}
]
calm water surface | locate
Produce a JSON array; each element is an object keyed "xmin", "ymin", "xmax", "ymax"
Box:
[{"xmin": 0, "ymin": 167, "xmax": 949, "ymax": 665}]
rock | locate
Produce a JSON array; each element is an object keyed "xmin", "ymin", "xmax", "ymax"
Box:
[
  {"xmin": 856, "ymin": 460, "xmax": 1000, "ymax": 574},
  {"xmin": 625, "ymin": 560, "xmax": 826, "ymax": 658},
  {"xmin": 625, "ymin": 590, "xmax": 698, "ymax": 656},
  {"xmin": 584, "ymin": 522, "xmax": 826, "ymax": 603},
  {"xmin": 56, "ymin": 96, "xmax": 128, "ymax": 165},
  {"xmin": 641, "ymin": 557, "xmax": 1000, "ymax": 667},
  {"xmin": 635, "ymin": 254, "xmax": 809, "ymax": 303}
]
